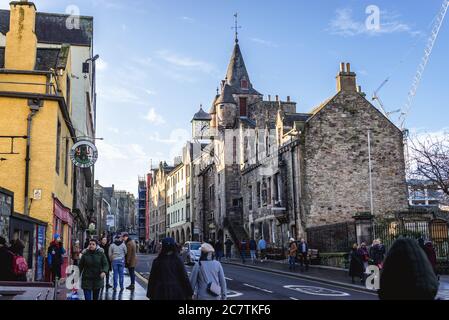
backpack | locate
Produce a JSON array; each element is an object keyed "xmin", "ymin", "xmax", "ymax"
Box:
[{"xmin": 12, "ymin": 255, "xmax": 29, "ymax": 276}]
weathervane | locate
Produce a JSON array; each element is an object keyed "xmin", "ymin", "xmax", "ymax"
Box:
[{"xmin": 232, "ymin": 13, "xmax": 242, "ymax": 43}]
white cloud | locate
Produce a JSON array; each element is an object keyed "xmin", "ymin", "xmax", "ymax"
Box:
[
  {"xmin": 329, "ymin": 8, "xmax": 420, "ymax": 37},
  {"xmin": 96, "ymin": 58, "xmax": 108, "ymax": 71},
  {"xmin": 144, "ymin": 108, "xmax": 165, "ymax": 125},
  {"xmin": 96, "ymin": 140, "xmax": 129, "ymax": 161},
  {"xmin": 97, "ymin": 85, "xmax": 145, "ymax": 105},
  {"xmin": 180, "ymin": 16, "xmax": 195, "ymax": 23},
  {"xmin": 250, "ymin": 38, "xmax": 279, "ymax": 48},
  {"xmin": 107, "ymin": 127, "xmax": 120, "ymax": 134},
  {"xmin": 157, "ymin": 50, "xmax": 217, "ymax": 74}
]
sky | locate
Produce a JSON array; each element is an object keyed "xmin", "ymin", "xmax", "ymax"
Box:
[{"xmin": 2, "ymin": 0, "xmax": 448, "ymax": 196}]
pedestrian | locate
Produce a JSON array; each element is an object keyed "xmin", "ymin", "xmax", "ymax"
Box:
[
  {"xmin": 108, "ymin": 234, "xmax": 127, "ymax": 292},
  {"xmin": 72, "ymin": 240, "xmax": 81, "ymax": 266},
  {"xmin": 424, "ymin": 241, "xmax": 438, "ymax": 279},
  {"xmin": 47, "ymin": 234, "xmax": 66, "ymax": 283},
  {"xmin": 249, "ymin": 238, "xmax": 257, "ymax": 264},
  {"xmin": 122, "ymin": 233, "xmax": 137, "ymax": 291},
  {"xmin": 379, "ymin": 238, "xmax": 439, "ymax": 300},
  {"xmin": 257, "ymin": 237, "xmax": 267, "ymax": 263},
  {"xmin": 9, "ymin": 238, "xmax": 27, "ymax": 281},
  {"xmin": 214, "ymin": 239, "xmax": 224, "ymax": 262},
  {"xmin": 190, "ymin": 243, "xmax": 227, "ymax": 300},
  {"xmin": 225, "ymin": 236, "xmax": 233, "ymax": 260},
  {"xmin": 358, "ymin": 242, "xmax": 370, "ymax": 274},
  {"xmin": 0, "ymin": 236, "xmax": 14, "ymax": 281},
  {"xmin": 99, "ymin": 237, "xmax": 112, "ymax": 289},
  {"xmin": 79, "ymin": 239, "xmax": 109, "ymax": 301},
  {"xmin": 298, "ymin": 238, "xmax": 309, "ymax": 272},
  {"xmin": 239, "ymin": 239, "xmax": 247, "ymax": 263},
  {"xmin": 147, "ymin": 237, "xmax": 193, "ymax": 300},
  {"xmin": 288, "ymin": 238, "xmax": 297, "ymax": 271},
  {"xmin": 349, "ymin": 244, "xmax": 364, "ymax": 284},
  {"xmin": 369, "ymin": 239, "xmax": 385, "ymax": 269}
]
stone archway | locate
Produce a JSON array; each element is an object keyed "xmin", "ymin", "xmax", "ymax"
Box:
[
  {"xmin": 181, "ymin": 229, "xmax": 185, "ymax": 244},
  {"xmin": 171, "ymin": 232, "xmax": 175, "ymax": 239},
  {"xmin": 186, "ymin": 227, "xmax": 191, "ymax": 242},
  {"xmin": 176, "ymin": 230, "xmax": 180, "ymax": 243}
]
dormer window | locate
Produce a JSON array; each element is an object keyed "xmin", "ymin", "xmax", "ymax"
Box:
[{"xmin": 241, "ymin": 79, "xmax": 248, "ymax": 90}]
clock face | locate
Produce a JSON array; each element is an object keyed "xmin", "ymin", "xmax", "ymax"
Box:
[{"xmin": 193, "ymin": 120, "xmax": 211, "ymax": 139}]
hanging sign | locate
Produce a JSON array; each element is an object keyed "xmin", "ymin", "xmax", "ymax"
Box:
[{"xmin": 70, "ymin": 141, "xmax": 98, "ymax": 168}]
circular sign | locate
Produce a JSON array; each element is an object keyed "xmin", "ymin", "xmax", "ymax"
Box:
[{"xmin": 70, "ymin": 141, "xmax": 98, "ymax": 168}]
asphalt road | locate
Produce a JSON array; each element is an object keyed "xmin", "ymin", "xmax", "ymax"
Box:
[{"xmin": 135, "ymin": 254, "xmax": 378, "ymax": 300}]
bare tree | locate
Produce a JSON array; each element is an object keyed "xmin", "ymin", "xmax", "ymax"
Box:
[{"xmin": 409, "ymin": 133, "xmax": 449, "ymax": 198}]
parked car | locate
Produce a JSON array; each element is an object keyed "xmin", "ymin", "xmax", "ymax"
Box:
[{"xmin": 181, "ymin": 241, "xmax": 202, "ymax": 265}]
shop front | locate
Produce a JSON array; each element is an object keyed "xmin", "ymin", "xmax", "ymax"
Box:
[
  {"xmin": 53, "ymin": 198, "xmax": 74, "ymax": 277},
  {"xmin": 0, "ymin": 187, "xmax": 13, "ymax": 241}
]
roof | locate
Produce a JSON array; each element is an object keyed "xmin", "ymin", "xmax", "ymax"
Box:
[
  {"xmin": 0, "ymin": 47, "xmax": 66, "ymax": 71},
  {"xmin": 209, "ymin": 95, "xmax": 219, "ymax": 113},
  {"xmin": 192, "ymin": 106, "xmax": 212, "ymax": 121},
  {"xmin": 215, "ymin": 84, "xmax": 236, "ymax": 105},
  {"xmin": 225, "ymin": 42, "xmax": 260, "ymax": 96},
  {"xmin": 0, "ymin": 10, "xmax": 93, "ymax": 46},
  {"xmin": 283, "ymin": 113, "xmax": 311, "ymax": 126},
  {"xmin": 239, "ymin": 117, "xmax": 256, "ymax": 128}
]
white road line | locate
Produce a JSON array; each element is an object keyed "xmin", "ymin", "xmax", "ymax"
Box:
[
  {"xmin": 225, "ymin": 277, "xmax": 233, "ymax": 281},
  {"xmin": 243, "ymin": 283, "xmax": 273, "ymax": 294},
  {"xmin": 290, "ymin": 297, "xmax": 300, "ymax": 300}
]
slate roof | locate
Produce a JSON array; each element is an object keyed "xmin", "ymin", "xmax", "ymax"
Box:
[
  {"xmin": 192, "ymin": 107, "xmax": 212, "ymax": 121},
  {"xmin": 283, "ymin": 113, "xmax": 311, "ymax": 126},
  {"xmin": 0, "ymin": 10, "xmax": 93, "ymax": 46},
  {"xmin": 215, "ymin": 84, "xmax": 236, "ymax": 105}
]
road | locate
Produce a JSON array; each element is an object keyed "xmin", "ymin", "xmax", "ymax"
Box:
[{"xmin": 135, "ymin": 254, "xmax": 378, "ymax": 300}]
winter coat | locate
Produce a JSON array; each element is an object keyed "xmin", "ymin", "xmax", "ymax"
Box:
[
  {"xmin": 190, "ymin": 254, "xmax": 227, "ymax": 300},
  {"xmin": 379, "ymin": 238, "xmax": 439, "ymax": 300},
  {"xmin": 126, "ymin": 239, "xmax": 137, "ymax": 268},
  {"xmin": 47, "ymin": 241, "xmax": 66, "ymax": 267},
  {"xmin": 424, "ymin": 243, "xmax": 437, "ymax": 269},
  {"xmin": 225, "ymin": 239, "xmax": 233, "ymax": 250},
  {"xmin": 349, "ymin": 249, "xmax": 364, "ymax": 277},
  {"xmin": 257, "ymin": 239, "xmax": 267, "ymax": 250},
  {"xmin": 99, "ymin": 243, "xmax": 111, "ymax": 271},
  {"xmin": 249, "ymin": 240, "xmax": 257, "ymax": 251},
  {"xmin": 369, "ymin": 244, "xmax": 385, "ymax": 265},
  {"xmin": 214, "ymin": 241, "xmax": 224, "ymax": 252},
  {"xmin": 0, "ymin": 246, "xmax": 14, "ymax": 281},
  {"xmin": 79, "ymin": 247, "xmax": 109, "ymax": 290},
  {"xmin": 147, "ymin": 253, "xmax": 193, "ymax": 300},
  {"xmin": 357, "ymin": 247, "xmax": 370, "ymax": 263},
  {"xmin": 288, "ymin": 242, "xmax": 297, "ymax": 257},
  {"xmin": 109, "ymin": 241, "xmax": 127, "ymax": 262}
]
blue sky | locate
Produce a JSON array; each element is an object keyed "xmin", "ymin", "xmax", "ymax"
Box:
[{"xmin": 2, "ymin": 0, "xmax": 447, "ymax": 195}]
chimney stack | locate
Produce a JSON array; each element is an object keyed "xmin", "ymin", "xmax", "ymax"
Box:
[
  {"xmin": 5, "ymin": 1, "xmax": 38, "ymax": 70},
  {"xmin": 275, "ymin": 95, "xmax": 279, "ymax": 102},
  {"xmin": 336, "ymin": 62, "xmax": 357, "ymax": 93},
  {"xmin": 287, "ymin": 96, "xmax": 291, "ymax": 102},
  {"xmin": 268, "ymin": 95, "xmax": 271, "ymax": 101}
]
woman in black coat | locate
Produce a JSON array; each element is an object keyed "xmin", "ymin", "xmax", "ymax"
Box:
[
  {"xmin": 147, "ymin": 238, "xmax": 193, "ymax": 300},
  {"xmin": 349, "ymin": 244, "xmax": 364, "ymax": 284}
]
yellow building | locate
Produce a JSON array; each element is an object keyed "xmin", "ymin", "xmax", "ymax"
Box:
[{"xmin": 0, "ymin": 1, "xmax": 77, "ymax": 280}]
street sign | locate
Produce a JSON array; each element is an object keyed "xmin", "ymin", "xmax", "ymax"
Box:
[
  {"xmin": 33, "ymin": 189, "xmax": 42, "ymax": 200},
  {"xmin": 106, "ymin": 215, "xmax": 115, "ymax": 227}
]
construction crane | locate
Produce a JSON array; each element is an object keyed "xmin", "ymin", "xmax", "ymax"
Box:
[
  {"xmin": 372, "ymin": 78, "xmax": 402, "ymax": 119},
  {"xmin": 398, "ymin": 0, "xmax": 449, "ymax": 130}
]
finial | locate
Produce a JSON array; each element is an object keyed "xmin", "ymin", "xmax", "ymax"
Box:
[{"xmin": 232, "ymin": 13, "xmax": 242, "ymax": 43}]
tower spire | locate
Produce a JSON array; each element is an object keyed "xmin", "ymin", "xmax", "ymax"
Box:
[{"xmin": 232, "ymin": 13, "xmax": 241, "ymax": 43}]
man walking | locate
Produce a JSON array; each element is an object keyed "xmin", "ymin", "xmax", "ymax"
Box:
[
  {"xmin": 298, "ymin": 238, "xmax": 309, "ymax": 272},
  {"xmin": 123, "ymin": 233, "xmax": 137, "ymax": 291},
  {"xmin": 47, "ymin": 234, "xmax": 66, "ymax": 283},
  {"xmin": 225, "ymin": 236, "xmax": 233, "ymax": 261},
  {"xmin": 257, "ymin": 237, "xmax": 267, "ymax": 263},
  {"xmin": 249, "ymin": 238, "xmax": 257, "ymax": 264}
]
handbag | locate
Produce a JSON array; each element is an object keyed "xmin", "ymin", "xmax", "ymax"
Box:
[{"xmin": 199, "ymin": 262, "xmax": 221, "ymax": 297}]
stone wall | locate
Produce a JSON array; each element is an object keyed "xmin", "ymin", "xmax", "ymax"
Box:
[{"xmin": 302, "ymin": 91, "xmax": 409, "ymax": 228}]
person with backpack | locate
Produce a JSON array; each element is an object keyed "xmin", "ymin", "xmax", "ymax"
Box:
[
  {"xmin": 190, "ymin": 243, "xmax": 227, "ymax": 300},
  {"xmin": 79, "ymin": 239, "xmax": 109, "ymax": 300},
  {"xmin": 0, "ymin": 236, "xmax": 14, "ymax": 281},
  {"xmin": 47, "ymin": 234, "xmax": 66, "ymax": 283},
  {"xmin": 9, "ymin": 239, "xmax": 28, "ymax": 281}
]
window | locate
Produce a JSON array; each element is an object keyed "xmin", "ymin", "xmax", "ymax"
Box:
[
  {"xmin": 64, "ymin": 139, "xmax": 69, "ymax": 185},
  {"xmin": 249, "ymin": 186, "xmax": 253, "ymax": 211},
  {"xmin": 257, "ymin": 182, "xmax": 261, "ymax": 208},
  {"xmin": 233, "ymin": 137, "xmax": 237, "ymax": 164},
  {"xmin": 266, "ymin": 134, "xmax": 270, "ymax": 157},
  {"xmin": 66, "ymin": 76, "xmax": 71, "ymax": 111},
  {"xmin": 239, "ymin": 97, "xmax": 247, "ymax": 116},
  {"xmin": 218, "ymin": 198, "xmax": 221, "ymax": 218},
  {"xmin": 268, "ymin": 177, "xmax": 272, "ymax": 205},
  {"xmin": 56, "ymin": 120, "xmax": 61, "ymax": 174},
  {"xmin": 241, "ymin": 79, "xmax": 249, "ymax": 90},
  {"xmin": 262, "ymin": 179, "xmax": 268, "ymax": 206}
]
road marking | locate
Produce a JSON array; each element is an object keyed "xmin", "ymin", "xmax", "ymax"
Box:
[
  {"xmin": 226, "ymin": 264, "xmax": 378, "ymax": 296},
  {"xmin": 284, "ymin": 285, "xmax": 350, "ymax": 297},
  {"xmin": 243, "ymin": 283, "xmax": 273, "ymax": 294},
  {"xmin": 225, "ymin": 277, "xmax": 233, "ymax": 281},
  {"xmin": 227, "ymin": 290, "xmax": 243, "ymax": 298},
  {"xmin": 136, "ymin": 272, "xmax": 149, "ymax": 284},
  {"xmin": 290, "ymin": 297, "xmax": 300, "ymax": 300}
]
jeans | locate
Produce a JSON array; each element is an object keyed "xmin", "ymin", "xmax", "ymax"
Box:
[
  {"xmin": 128, "ymin": 267, "xmax": 135, "ymax": 286},
  {"xmin": 112, "ymin": 259, "xmax": 125, "ymax": 289},
  {"xmin": 84, "ymin": 289, "xmax": 100, "ymax": 301},
  {"xmin": 250, "ymin": 250, "xmax": 257, "ymax": 262},
  {"xmin": 288, "ymin": 256, "xmax": 296, "ymax": 270}
]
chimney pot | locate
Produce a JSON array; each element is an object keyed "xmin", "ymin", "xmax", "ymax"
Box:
[
  {"xmin": 340, "ymin": 63, "xmax": 345, "ymax": 72},
  {"xmin": 287, "ymin": 96, "xmax": 291, "ymax": 102},
  {"xmin": 275, "ymin": 95, "xmax": 279, "ymax": 102}
]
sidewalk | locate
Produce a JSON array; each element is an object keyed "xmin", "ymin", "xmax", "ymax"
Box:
[
  {"xmin": 222, "ymin": 257, "xmax": 449, "ymax": 299},
  {"xmin": 58, "ymin": 271, "xmax": 148, "ymax": 301}
]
